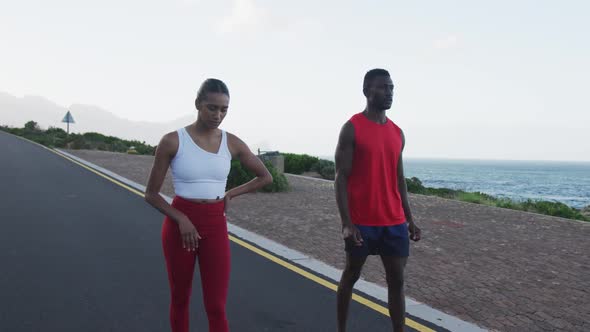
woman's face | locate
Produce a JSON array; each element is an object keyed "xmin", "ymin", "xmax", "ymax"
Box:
[{"xmin": 196, "ymin": 92, "xmax": 229, "ymax": 129}]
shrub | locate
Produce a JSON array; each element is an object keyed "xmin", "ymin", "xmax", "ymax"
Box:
[
  {"xmin": 457, "ymin": 192, "xmax": 484, "ymax": 204},
  {"xmin": 521, "ymin": 200, "xmax": 586, "ymax": 220},
  {"xmin": 226, "ymin": 159, "xmax": 289, "ymax": 192},
  {"xmin": 70, "ymin": 135, "xmax": 89, "ymax": 150},
  {"xmin": 406, "ymin": 177, "xmax": 425, "ymax": 194},
  {"xmin": 283, "ymin": 153, "xmax": 319, "ymax": 174},
  {"xmin": 1, "ymin": 121, "xmax": 156, "ymax": 155},
  {"xmin": 313, "ymin": 159, "xmax": 335, "ymax": 180},
  {"xmin": 425, "ymin": 187, "xmax": 456, "ymax": 199},
  {"xmin": 319, "ymin": 164, "xmax": 335, "ymax": 180},
  {"xmin": 24, "ymin": 121, "xmax": 40, "ymax": 132},
  {"xmin": 263, "ymin": 161, "xmax": 290, "ymax": 192}
]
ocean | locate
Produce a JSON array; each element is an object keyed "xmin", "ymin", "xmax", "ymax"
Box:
[{"xmin": 403, "ymin": 159, "xmax": 590, "ymax": 209}]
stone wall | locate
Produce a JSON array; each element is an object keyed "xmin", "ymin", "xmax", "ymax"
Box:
[{"xmin": 259, "ymin": 152, "xmax": 284, "ymax": 173}]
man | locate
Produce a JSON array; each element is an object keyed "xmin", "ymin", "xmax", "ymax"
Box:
[{"xmin": 335, "ymin": 68, "xmax": 422, "ymax": 332}]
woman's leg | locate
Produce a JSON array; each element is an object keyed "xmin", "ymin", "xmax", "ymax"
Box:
[
  {"xmin": 162, "ymin": 216, "xmax": 197, "ymax": 332},
  {"xmin": 197, "ymin": 219, "xmax": 231, "ymax": 332}
]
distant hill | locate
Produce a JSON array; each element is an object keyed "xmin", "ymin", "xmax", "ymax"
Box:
[{"xmin": 0, "ymin": 92, "xmax": 194, "ymax": 145}]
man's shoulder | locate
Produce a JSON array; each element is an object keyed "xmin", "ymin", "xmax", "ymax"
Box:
[
  {"xmin": 386, "ymin": 117, "xmax": 399, "ymax": 127},
  {"xmin": 387, "ymin": 118, "xmax": 403, "ymax": 132},
  {"xmin": 339, "ymin": 120, "xmax": 355, "ymax": 143},
  {"xmin": 349, "ymin": 112, "xmax": 365, "ymax": 124}
]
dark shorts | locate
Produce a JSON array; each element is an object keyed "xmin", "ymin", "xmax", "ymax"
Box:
[{"xmin": 345, "ymin": 223, "xmax": 409, "ymax": 257}]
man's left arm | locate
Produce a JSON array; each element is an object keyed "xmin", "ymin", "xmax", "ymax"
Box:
[{"xmin": 397, "ymin": 129, "xmax": 421, "ymax": 241}]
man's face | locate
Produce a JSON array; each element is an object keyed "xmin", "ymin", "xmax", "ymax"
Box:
[{"xmin": 366, "ymin": 76, "xmax": 394, "ymax": 111}]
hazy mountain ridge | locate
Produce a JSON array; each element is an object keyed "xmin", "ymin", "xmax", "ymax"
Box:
[{"xmin": 0, "ymin": 92, "xmax": 193, "ymax": 145}]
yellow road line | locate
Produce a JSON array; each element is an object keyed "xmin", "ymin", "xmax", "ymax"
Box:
[
  {"xmin": 8, "ymin": 135, "xmax": 145, "ymax": 197},
  {"xmin": 20, "ymin": 136, "xmax": 436, "ymax": 332},
  {"xmin": 58, "ymin": 152, "xmax": 145, "ymax": 197},
  {"xmin": 229, "ymin": 235, "xmax": 435, "ymax": 332}
]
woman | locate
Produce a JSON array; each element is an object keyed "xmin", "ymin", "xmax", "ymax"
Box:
[{"xmin": 145, "ymin": 78, "xmax": 273, "ymax": 332}]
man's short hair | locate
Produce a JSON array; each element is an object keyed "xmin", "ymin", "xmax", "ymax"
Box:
[{"xmin": 363, "ymin": 68, "xmax": 390, "ymax": 96}]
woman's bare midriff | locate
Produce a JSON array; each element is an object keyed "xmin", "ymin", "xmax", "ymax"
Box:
[{"xmin": 183, "ymin": 197, "xmax": 224, "ymax": 204}]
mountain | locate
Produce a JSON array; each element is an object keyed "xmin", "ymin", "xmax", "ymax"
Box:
[{"xmin": 0, "ymin": 92, "xmax": 194, "ymax": 145}]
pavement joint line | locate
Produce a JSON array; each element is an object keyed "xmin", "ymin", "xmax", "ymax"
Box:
[{"xmin": 51, "ymin": 146, "xmax": 487, "ymax": 332}]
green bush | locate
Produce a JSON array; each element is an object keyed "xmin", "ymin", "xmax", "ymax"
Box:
[
  {"xmin": 283, "ymin": 153, "xmax": 319, "ymax": 174},
  {"xmin": 313, "ymin": 159, "xmax": 335, "ymax": 180},
  {"xmin": 520, "ymin": 200, "xmax": 586, "ymax": 220},
  {"xmin": 495, "ymin": 198, "xmax": 517, "ymax": 209},
  {"xmin": 24, "ymin": 121, "xmax": 40, "ymax": 132},
  {"xmin": 282, "ymin": 152, "xmax": 337, "ymax": 180},
  {"xmin": 406, "ymin": 177, "xmax": 425, "ymax": 193},
  {"xmin": 319, "ymin": 164, "xmax": 335, "ymax": 180},
  {"xmin": 226, "ymin": 160, "xmax": 289, "ymax": 193},
  {"xmin": 226, "ymin": 159, "xmax": 252, "ymax": 190},
  {"xmin": 263, "ymin": 161, "xmax": 290, "ymax": 192},
  {"xmin": 129, "ymin": 140, "xmax": 154, "ymax": 155},
  {"xmin": 425, "ymin": 187, "xmax": 457, "ymax": 199},
  {"xmin": 456, "ymin": 191, "xmax": 497, "ymax": 205},
  {"xmin": 1, "ymin": 120, "xmax": 156, "ymax": 155},
  {"xmin": 457, "ymin": 192, "xmax": 484, "ymax": 204},
  {"xmin": 70, "ymin": 134, "xmax": 89, "ymax": 150}
]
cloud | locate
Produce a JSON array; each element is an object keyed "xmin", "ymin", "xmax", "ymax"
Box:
[
  {"xmin": 433, "ymin": 35, "xmax": 459, "ymax": 49},
  {"xmin": 281, "ymin": 17, "xmax": 324, "ymax": 40},
  {"xmin": 218, "ymin": 0, "xmax": 269, "ymax": 33}
]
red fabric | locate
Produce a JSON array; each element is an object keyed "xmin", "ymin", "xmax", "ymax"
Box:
[
  {"xmin": 162, "ymin": 196, "xmax": 230, "ymax": 332},
  {"xmin": 347, "ymin": 113, "xmax": 406, "ymax": 226}
]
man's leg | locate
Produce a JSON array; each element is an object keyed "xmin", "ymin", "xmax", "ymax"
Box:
[
  {"xmin": 337, "ymin": 254, "xmax": 367, "ymax": 332},
  {"xmin": 380, "ymin": 255, "xmax": 408, "ymax": 332}
]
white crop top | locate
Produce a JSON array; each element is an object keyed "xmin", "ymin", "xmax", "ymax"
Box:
[{"xmin": 170, "ymin": 127, "xmax": 232, "ymax": 199}]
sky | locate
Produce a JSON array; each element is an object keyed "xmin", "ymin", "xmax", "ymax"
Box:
[{"xmin": 1, "ymin": 0, "xmax": 589, "ymax": 161}]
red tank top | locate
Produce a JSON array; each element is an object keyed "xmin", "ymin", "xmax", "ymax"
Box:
[{"xmin": 347, "ymin": 113, "xmax": 406, "ymax": 226}]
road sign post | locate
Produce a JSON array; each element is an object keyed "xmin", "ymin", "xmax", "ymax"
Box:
[{"xmin": 61, "ymin": 111, "xmax": 75, "ymax": 135}]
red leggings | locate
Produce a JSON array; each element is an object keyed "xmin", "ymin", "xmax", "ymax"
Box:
[{"xmin": 162, "ymin": 196, "xmax": 230, "ymax": 332}]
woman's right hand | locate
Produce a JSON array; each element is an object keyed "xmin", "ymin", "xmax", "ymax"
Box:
[{"xmin": 177, "ymin": 215, "xmax": 201, "ymax": 251}]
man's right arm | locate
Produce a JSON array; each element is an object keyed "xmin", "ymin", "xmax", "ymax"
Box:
[
  {"xmin": 335, "ymin": 121, "xmax": 354, "ymax": 226},
  {"xmin": 335, "ymin": 121, "xmax": 362, "ymax": 245}
]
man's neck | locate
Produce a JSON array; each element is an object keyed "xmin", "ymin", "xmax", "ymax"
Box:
[{"xmin": 363, "ymin": 107, "xmax": 387, "ymax": 124}]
